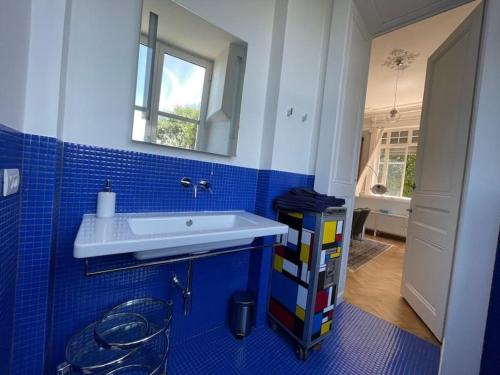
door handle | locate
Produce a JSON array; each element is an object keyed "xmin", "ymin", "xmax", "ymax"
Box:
[{"xmin": 407, "ymin": 208, "xmax": 413, "ymax": 213}]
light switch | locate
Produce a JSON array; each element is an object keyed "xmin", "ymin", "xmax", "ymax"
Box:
[{"xmin": 2, "ymin": 169, "xmax": 20, "ymax": 197}]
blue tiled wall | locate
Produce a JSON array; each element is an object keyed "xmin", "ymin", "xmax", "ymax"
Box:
[
  {"xmin": 0, "ymin": 124, "xmax": 23, "ymax": 374},
  {"xmin": 7, "ymin": 130, "xmax": 498, "ymax": 374},
  {"xmin": 254, "ymin": 170, "xmax": 315, "ymax": 219},
  {"xmin": 12, "ymin": 135, "xmax": 61, "ymax": 374},
  {"xmin": 47, "ymin": 143, "xmax": 259, "ymax": 371},
  {"xmin": 481, "ymin": 232, "xmax": 500, "ymax": 374},
  {"xmin": 1, "ymin": 132, "xmax": 316, "ymax": 372},
  {"xmin": 249, "ymin": 170, "xmax": 315, "ymax": 325}
]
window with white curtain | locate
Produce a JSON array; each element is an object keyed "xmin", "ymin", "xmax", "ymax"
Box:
[{"xmin": 376, "ymin": 128, "xmax": 419, "ymax": 198}]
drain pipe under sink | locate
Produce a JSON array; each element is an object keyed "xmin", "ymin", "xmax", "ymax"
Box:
[{"xmin": 171, "ymin": 259, "xmax": 193, "ymax": 316}]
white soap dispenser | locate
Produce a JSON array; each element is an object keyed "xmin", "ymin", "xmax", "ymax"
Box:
[{"xmin": 96, "ymin": 179, "xmax": 116, "ymax": 218}]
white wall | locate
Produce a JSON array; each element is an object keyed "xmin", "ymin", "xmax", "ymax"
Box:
[
  {"xmin": 59, "ymin": 0, "xmax": 330, "ymax": 172},
  {"xmin": 23, "ymin": 0, "xmax": 66, "ymax": 138},
  {"xmin": 0, "ymin": 0, "xmax": 31, "ymax": 131},
  {"xmin": 439, "ymin": 1, "xmax": 500, "ymax": 373},
  {"xmin": 12, "ymin": 0, "xmax": 331, "ymax": 175},
  {"xmin": 60, "ymin": 0, "xmax": 275, "ymax": 169},
  {"xmin": 268, "ymin": 0, "xmax": 332, "ymax": 175},
  {"xmin": 259, "ymin": 0, "xmax": 288, "ymax": 171}
]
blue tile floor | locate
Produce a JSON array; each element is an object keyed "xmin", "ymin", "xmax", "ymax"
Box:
[{"xmin": 169, "ymin": 303, "xmax": 440, "ymax": 375}]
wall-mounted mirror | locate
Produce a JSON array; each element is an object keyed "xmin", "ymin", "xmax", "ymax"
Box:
[{"xmin": 132, "ymin": 0, "xmax": 248, "ymax": 156}]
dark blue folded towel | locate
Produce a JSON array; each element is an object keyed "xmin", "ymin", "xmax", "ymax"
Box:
[{"xmin": 274, "ymin": 187, "xmax": 345, "ymax": 213}]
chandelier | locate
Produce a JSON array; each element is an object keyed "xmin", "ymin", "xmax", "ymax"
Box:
[{"xmin": 382, "ymin": 48, "xmax": 419, "ymax": 122}]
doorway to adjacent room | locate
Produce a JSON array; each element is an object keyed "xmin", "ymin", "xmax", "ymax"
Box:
[{"xmin": 346, "ymin": 0, "xmax": 481, "ymax": 347}]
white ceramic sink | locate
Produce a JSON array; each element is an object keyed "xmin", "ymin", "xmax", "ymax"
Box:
[{"xmin": 73, "ymin": 211, "xmax": 288, "ymax": 260}]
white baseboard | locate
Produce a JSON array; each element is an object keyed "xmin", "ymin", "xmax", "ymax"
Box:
[{"xmin": 336, "ymin": 290, "xmax": 344, "ymax": 305}]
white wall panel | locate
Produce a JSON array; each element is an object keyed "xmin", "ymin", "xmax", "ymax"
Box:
[
  {"xmin": 0, "ymin": 0, "xmax": 31, "ymax": 131},
  {"xmin": 269, "ymin": 0, "xmax": 332, "ymax": 175}
]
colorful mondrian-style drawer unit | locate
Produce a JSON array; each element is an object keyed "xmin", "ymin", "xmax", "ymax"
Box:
[{"xmin": 268, "ymin": 207, "xmax": 346, "ymax": 360}]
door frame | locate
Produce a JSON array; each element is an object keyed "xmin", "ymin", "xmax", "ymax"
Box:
[
  {"xmin": 314, "ymin": 0, "xmax": 372, "ymax": 303},
  {"xmin": 314, "ymin": 1, "xmax": 500, "ymax": 374}
]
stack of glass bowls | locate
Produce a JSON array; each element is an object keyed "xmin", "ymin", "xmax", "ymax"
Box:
[{"xmin": 57, "ymin": 299, "xmax": 173, "ymax": 375}]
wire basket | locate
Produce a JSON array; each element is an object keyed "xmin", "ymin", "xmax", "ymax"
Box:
[
  {"xmin": 94, "ymin": 312, "xmax": 150, "ymax": 350},
  {"xmin": 95, "ymin": 299, "xmax": 173, "ymax": 349},
  {"xmin": 63, "ymin": 321, "xmax": 138, "ymax": 374},
  {"xmin": 58, "ymin": 299, "xmax": 172, "ymax": 375},
  {"xmin": 110, "ymin": 330, "xmax": 169, "ymax": 375}
]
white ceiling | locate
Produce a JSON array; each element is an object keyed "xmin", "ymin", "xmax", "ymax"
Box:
[
  {"xmin": 353, "ymin": 0, "xmax": 473, "ymax": 36},
  {"xmin": 364, "ymin": 1, "xmax": 478, "ymax": 111},
  {"xmin": 142, "ymin": 0, "xmax": 243, "ymax": 61}
]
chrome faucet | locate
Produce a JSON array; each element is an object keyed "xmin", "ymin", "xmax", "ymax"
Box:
[
  {"xmin": 198, "ymin": 179, "xmax": 213, "ymax": 194},
  {"xmin": 180, "ymin": 177, "xmax": 197, "ymax": 198}
]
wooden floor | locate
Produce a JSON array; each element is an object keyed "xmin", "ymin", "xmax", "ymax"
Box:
[{"xmin": 345, "ymin": 234, "xmax": 441, "ymax": 346}]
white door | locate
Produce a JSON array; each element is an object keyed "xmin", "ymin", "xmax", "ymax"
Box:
[
  {"xmin": 314, "ymin": 0, "xmax": 372, "ymax": 301},
  {"xmin": 401, "ymin": 5, "xmax": 483, "ymax": 341}
]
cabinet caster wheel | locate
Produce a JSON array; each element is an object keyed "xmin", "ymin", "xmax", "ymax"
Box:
[
  {"xmin": 268, "ymin": 318, "xmax": 279, "ymax": 331},
  {"xmin": 296, "ymin": 346, "xmax": 308, "ymax": 361}
]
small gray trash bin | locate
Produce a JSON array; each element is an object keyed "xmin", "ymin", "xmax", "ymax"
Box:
[{"xmin": 230, "ymin": 291, "xmax": 255, "ymax": 339}]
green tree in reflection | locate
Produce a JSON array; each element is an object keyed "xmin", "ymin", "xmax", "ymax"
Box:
[{"xmin": 156, "ymin": 105, "xmax": 199, "ymax": 149}]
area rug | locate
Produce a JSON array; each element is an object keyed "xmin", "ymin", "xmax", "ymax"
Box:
[{"xmin": 348, "ymin": 238, "xmax": 392, "ymax": 271}]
